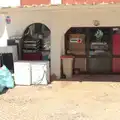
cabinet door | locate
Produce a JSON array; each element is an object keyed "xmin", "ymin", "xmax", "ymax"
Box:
[
  {"xmin": 112, "ymin": 34, "xmax": 120, "ymax": 72},
  {"xmin": 74, "ymin": 58, "xmax": 86, "ymax": 72},
  {"xmin": 31, "ymin": 64, "xmax": 48, "ymax": 85},
  {"xmin": 88, "ymin": 57, "xmax": 111, "ymax": 73},
  {"xmin": 14, "ymin": 63, "xmax": 31, "ymax": 85},
  {"xmin": 113, "ymin": 34, "xmax": 120, "ymax": 55}
]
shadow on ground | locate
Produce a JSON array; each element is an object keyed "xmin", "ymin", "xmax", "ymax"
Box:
[
  {"xmin": 53, "ymin": 75, "xmax": 120, "ymax": 82},
  {"xmin": 0, "ymin": 87, "xmax": 8, "ymax": 95}
]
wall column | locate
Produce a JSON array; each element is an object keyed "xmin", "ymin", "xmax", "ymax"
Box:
[
  {"xmin": 0, "ymin": 14, "xmax": 8, "ymax": 46},
  {"xmin": 51, "ymin": 27, "xmax": 62, "ymax": 79}
]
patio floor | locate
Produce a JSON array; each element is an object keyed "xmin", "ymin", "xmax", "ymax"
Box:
[{"xmin": 0, "ymin": 75, "xmax": 120, "ymax": 120}]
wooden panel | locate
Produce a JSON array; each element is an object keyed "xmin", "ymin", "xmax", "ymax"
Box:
[
  {"xmin": 74, "ymin": 58, "xmax": 86, "ymax": 72},
  {"xmin": 21, "ymin": 0, "xmax": 50, "ymax": 5}
]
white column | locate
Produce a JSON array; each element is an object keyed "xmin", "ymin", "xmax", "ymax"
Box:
[
  {"xmin": 51, "ymin": 28, "xmax": 61, "ymax": 79},
  {"xmin": 0, "ymin": 14, "xmax": 8, "ymax": 47}
]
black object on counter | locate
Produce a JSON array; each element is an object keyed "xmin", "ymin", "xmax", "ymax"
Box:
[
  {"xmin": 7, "ymin": 38, "xmax": 21, "ymax": 59},
  {"xmin": 2, "ymin": 53, "xmax": 14, "ymax": 73}
]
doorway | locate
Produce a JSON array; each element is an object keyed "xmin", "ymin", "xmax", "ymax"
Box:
[{"xmin": 64, "ymin": 27, "xmax": 120, "ymax": 74}]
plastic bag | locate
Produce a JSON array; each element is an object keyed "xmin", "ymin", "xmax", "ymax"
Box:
[
  {"xmin": 0, "ymin": 65, "xmax": 14, "ymax": 93},
  {"xmin": 0, "ymin": 85, "xmax": 5, "ymax": 93}
]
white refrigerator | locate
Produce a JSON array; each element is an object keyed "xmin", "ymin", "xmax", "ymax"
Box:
[
  {"xmin": 14, "ymin": 61, "xmax": 31, "ymax": 85},
  {"xmin": 31, "ymin": 61, "xmax": 50, "ymax": 85},
  {"xmin": 14, "ymin": 61, "xmax": 50, "ymax": 85}
]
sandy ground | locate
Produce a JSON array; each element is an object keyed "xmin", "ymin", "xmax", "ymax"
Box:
[{"xmin": 0, "ymin": 79, "xmax": 120, "ymax": 120}]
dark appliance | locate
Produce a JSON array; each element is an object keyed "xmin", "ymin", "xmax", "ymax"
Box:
[
  {"xmin": 2, "ymin": 53, "xmax": 14, "ymax": 73},
  {"xmin": 88, "ymin": 42, "xmax": 111, "ymax": 73},
  {"xmin": 7, "ymin": 38, "xmax": 21, "ymax": 59}
]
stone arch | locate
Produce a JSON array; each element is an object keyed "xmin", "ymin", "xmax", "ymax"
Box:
[
  {"xmin": 21, "ymin": 22, "xmax": 51, "ymax": 61},
  {"xmin": 22, "ymin": 22, "xmax": 51, "ymax": 37}
]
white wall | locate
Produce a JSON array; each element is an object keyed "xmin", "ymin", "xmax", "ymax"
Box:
[
  {"xmin": 3, "ymin": 9, "xmax": 62, "ymax": 78},
  {"xmin": 0, "ymin": 0, "xmax": 20, "ymax": 7},
  {"xmin": 51, "ymin": 0, "xmax": 62, "ymax": 4},
  {"xmin": 0, "ymin": 15, "xmax": 5, "ymax": 38},
  {"xmin": 0, "ymin": 0, "xmax": 61, "ymax": 7},
  {"xmin": 0, "ymin": 14, "xmax": 8, "ymax": 46},
  {"xmin": 1, "ymin": 4, "xmax": 120, "ymax": 78}
]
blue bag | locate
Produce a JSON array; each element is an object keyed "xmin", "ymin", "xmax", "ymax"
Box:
[{"xmin": 0, "ymin": 65, "xmax": 14, "ymax": 93}]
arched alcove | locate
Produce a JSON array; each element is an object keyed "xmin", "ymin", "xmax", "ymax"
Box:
[
  {"xmin": 64, "ymin": 26, "xmax": 120, "ymax": 76},
  {"xmin": 21, "ymin": 23, "xmax": 51, "ymax": 61},
  {"xmin": 64, "ymin": 27, "xmax": 86, "ymax": 55},
  {"xmin": 64, "ymin": 27, "xmax": 87, "ymax": 76}
]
